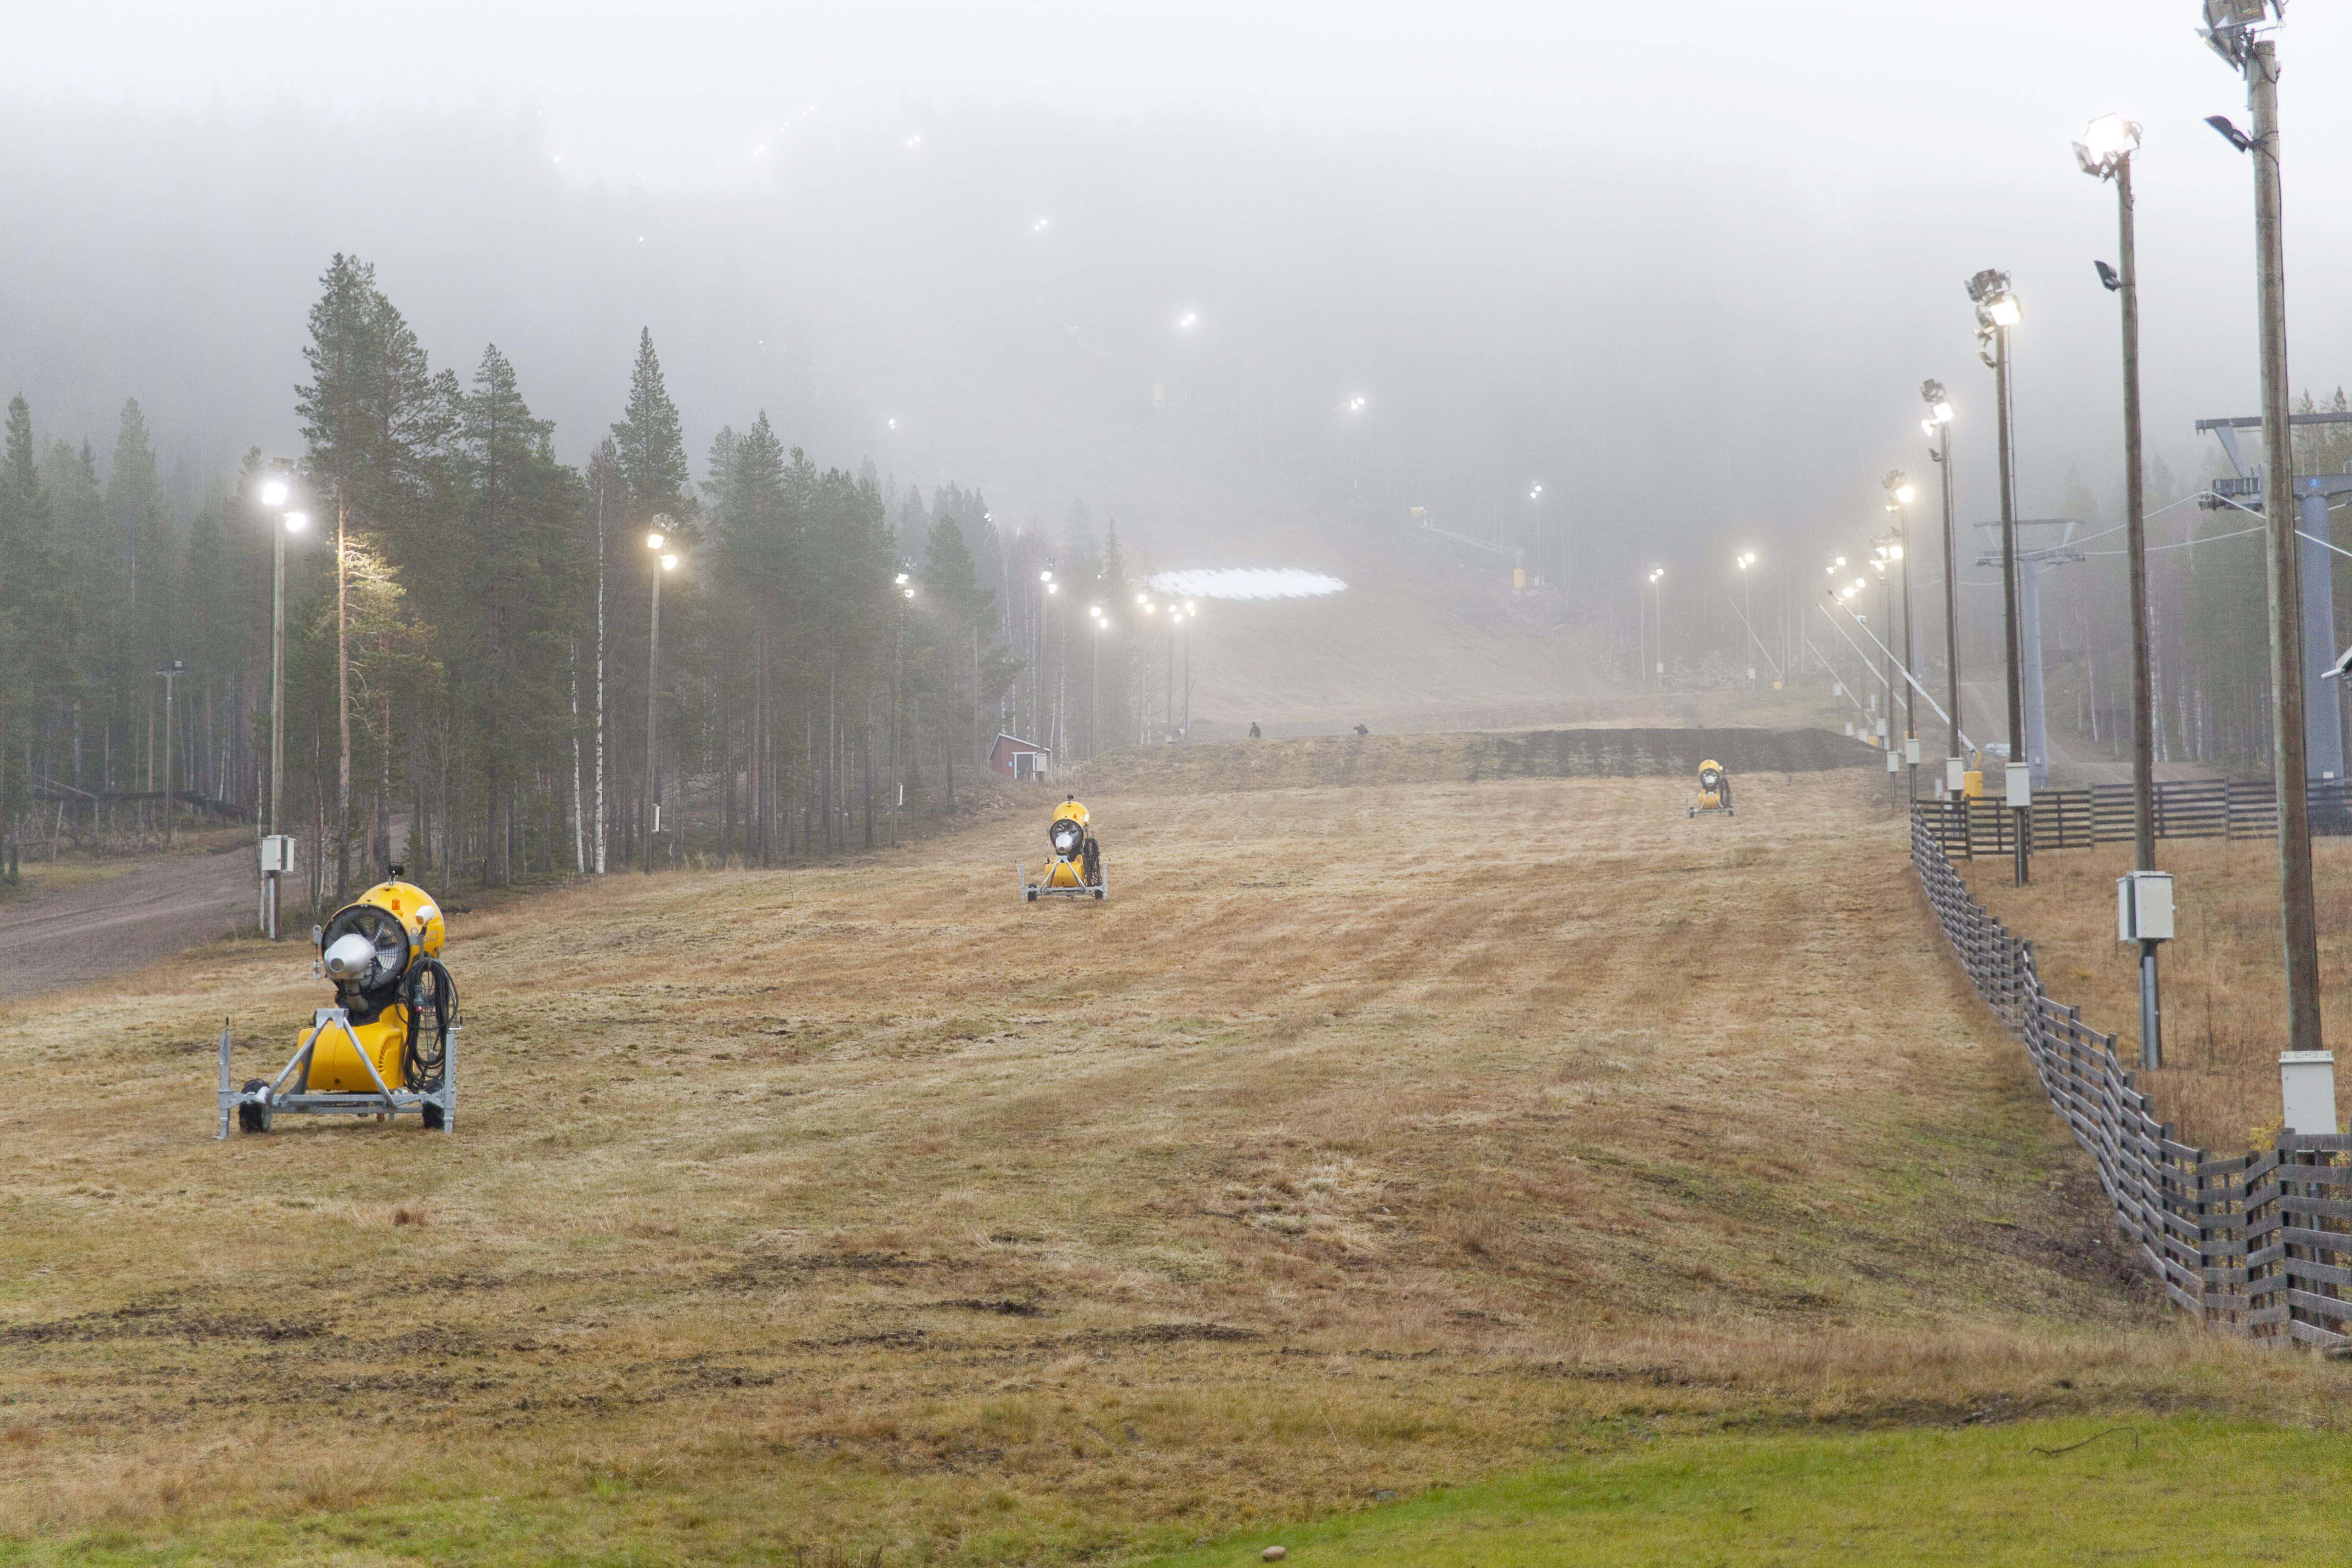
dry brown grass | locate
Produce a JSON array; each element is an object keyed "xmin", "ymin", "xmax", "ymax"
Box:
[
  {"xmin": 1966, "ymin": 835, "xmax": 2352, "ymax": 1152},
  {"xmin": 0, "ymin": 757, "xmax": 2331, "ymax": 1560}
]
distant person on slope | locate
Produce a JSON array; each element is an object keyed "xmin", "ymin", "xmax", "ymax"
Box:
[{"xmin": 1248, "ymin": 722, "xmax": 1261, "ymax": 739}]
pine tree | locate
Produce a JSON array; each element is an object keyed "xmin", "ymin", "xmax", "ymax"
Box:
[
  {"xmin": 294, "ymin": 255, "xmax": 439, "ymax": 895},
  {"xmin": 467, "ymin": 345, "xmax": 581, "ymax": 881},
  {"xmin": 0, "ymin": 397, "xmax": 74, "ymax": 825},
  {"xmin": 611, "ymin": 328, "xmax": 690, "ymax": 510}
]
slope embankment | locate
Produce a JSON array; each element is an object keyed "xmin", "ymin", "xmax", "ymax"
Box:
[
  {"xmin": 0, "ymin": 749, "xmax": 2323, "ymax": 1564},
  {"xmin": 1076, "ymin": 725, "xmax": 1875, "ymax": 794}
]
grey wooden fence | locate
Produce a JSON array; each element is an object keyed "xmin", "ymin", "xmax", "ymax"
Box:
[
  {"xmin": 1911, "ymin": 808, "xmax": 2352, "ymax": 1345},
  {"xmin": 1915, "ymin": 776, "xmax": 2352, "ymax": 858}
]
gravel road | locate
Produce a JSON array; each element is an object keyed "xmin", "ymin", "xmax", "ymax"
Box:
[{"xmin": 0, "ymin": 843, "xmax": 255, "ymax": 1003}]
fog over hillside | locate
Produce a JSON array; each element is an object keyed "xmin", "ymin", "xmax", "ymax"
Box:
[{"xmin": 10, "ymin": 0, "xmax": 2352, "ymax": 591}]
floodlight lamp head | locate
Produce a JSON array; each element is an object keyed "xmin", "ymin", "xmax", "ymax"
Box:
[
  {"xmin": 2200, "ymin": 0, "xmax": 2277, "ymax": 69},
  {"xmin": 645, "ymin": 530, "xmax": 666, "ymax": 550},
  {"xmin": 2074, "ymin": 113, "xmax": 2141, "ymax": 179},
  {"xmin": 283, "ymin": 510, "xmax": 309, "ymax": 533},
  {"xmin": 661, "ymin": 553, "xmax": 679, "ymax": 571},
  {"xmin": 2205, "ymin": 114, "xmax": 2254, "ymax": 153},
  {"xmin": 1986, "ymin": 296, "xmax": 2021, "ymax": 328},
  {"xmin": 2094, "ymin": 259, "xmax": 2122, "ymax": 293},
  {"xmin": 260, "ymin": 479, "xmax": 289, "ymax": 507},
  {"xmin": 894, "ymin": 571, "xmax": 909, "ymax": 585}
]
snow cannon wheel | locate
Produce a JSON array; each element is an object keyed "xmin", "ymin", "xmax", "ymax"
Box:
[{"xmin": 237, "ymin": 1080, "xmax": 273, "ymax": 1135}]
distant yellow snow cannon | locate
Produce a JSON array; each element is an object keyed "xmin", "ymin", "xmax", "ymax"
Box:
[
  {"xmin": 1688, "ymin": 759, "xmax": 1735, "ymax": 818},
  {"xmin": 218, "ymin": 864, "xmax": 460, "ymax": 1137},
  {"xmin": 1019, "ymin": 796, "xmax": 1108, "ymax": 903}
]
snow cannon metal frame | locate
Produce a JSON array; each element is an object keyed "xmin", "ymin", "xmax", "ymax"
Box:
[
  {"xmin": 1688, "ymin": 759, "xmax": 1736, "ymax": 819},
  {"xmin": 217, "ymin": 865, "xmax": 461, "ymax": 1138},
  {"xmin": 1019, "ymin": 796, "xmax": 1108, "ymax": 903}
]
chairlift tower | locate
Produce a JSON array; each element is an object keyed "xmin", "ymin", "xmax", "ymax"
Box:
[
  {"xmin": 2198, "ymin": 410, "xmax": 2352, "ymax": 783},
  {"xmin": 1972, "ymin": 520, "xmax": 2083, "ymax": 790}
]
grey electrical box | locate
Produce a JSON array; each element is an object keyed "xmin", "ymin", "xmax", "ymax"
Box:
[
  {"xmin": 259, "ymin": 834, "xmax": 295, "ymax": 874},
  {"xmin": 2005, "ymin": 761, "xmax": 2032, "ymax": 808},
  {"xmin": 2117, "ymin": 869, "xmax": 2174, "ymax": 942},
  {"xmin": 1904, "ymin": 736, "xmax": 1921, "ymax": 764},
  {"xmin": 1946, "ymin": 756, "xmax": 1967, "ymax": 792},
  {"xmin": 1886, "ymin": 747, "xmax": 1900, "ymax": 773},
  {"xmin": 2279, "ymin": 1051, "xmax": 2339, "ymax": 1136}
]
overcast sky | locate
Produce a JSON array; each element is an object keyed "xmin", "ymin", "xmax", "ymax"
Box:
[{"xmin": 7, "ymin": 1, "xmax": 2352, "ymax": 586}]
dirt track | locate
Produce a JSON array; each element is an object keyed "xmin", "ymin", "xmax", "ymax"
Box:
[{"xmin": 0, "ymin": 842, "xmax": 253, "ymax": 1004}]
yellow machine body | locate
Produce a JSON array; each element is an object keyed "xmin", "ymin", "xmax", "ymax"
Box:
[
  {"xmin": 1050, "ymin": 799, "xmax": 1090, "ymax": 832},
  {"xmin": 305, "ymin": 1009, "xmax": 413, "ymax": 1092},
  {"xmin": 299, "ymin": 877, "xmax": 447, "ymax": 1091}
]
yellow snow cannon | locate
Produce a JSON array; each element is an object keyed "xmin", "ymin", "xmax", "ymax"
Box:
[
  {"xmin": 1019, "ymin": 796, "xmax": 1108, "ymax": 903},
  {"xmin": 217, "ymin": 863, "xmax": 460, "ymax": 1137},
  {"xmin": 1688, "ymin": 759, "xmax": 1735, "ymax": 819}
]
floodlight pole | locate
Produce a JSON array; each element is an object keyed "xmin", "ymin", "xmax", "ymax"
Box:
[
  {"xmin": 1879, "ymin": 566, "xmax": 1898, "ymax": 803},
  {"xmin": 1993, "ymin": 318, "xmax": 2029, "ymax": 885},
  {"xmin": 158, "ymin": 662, "xmax": 180, "ymax": 847},
  {"xmin": 643, "ymin": 559, "xmax": 662, "ymax": 874},
  {"xmin": 269, "ymin": 503, "xmax": 287, "ymax": 938},
  {"xmin": 1927, "ymin": 400, "xmax": 1962, "ymax": 780},
  {"xmin": 2240, "ymin": 38, "xmax": 2324, "ymax": 1056},
  {"xmin": 1652, "ymin": 574, "xmax": 1666, "ymax": 690},
  {"xmin": 1742, "ymin": 563, "xmax": 1756, "ymax": 689}
]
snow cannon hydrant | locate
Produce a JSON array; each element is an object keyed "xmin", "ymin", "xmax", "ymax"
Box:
[
  {"xmin": 1688, "ymin": 760, "xmax": 1735, "ymax": 818},
  {"xmin": 218, "ymin": 863, "xmax": 460, "ymax": 1137},
  {"xmin": 1018, "ymin": 796, "xmax": 1108, "ymax": 902}
]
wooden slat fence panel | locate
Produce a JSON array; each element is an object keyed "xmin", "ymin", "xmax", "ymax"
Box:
[
  {"xmin": 1911, "ymin": 810, "xmax": 2348, "ymax": 1342},
  {"xmin": 1910, "ymin": 776, "xmax": 2352, "ymax": 859}
]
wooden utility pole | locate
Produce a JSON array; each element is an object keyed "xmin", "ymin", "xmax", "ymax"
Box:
[{"xmin": 2247, "ymin": 38, "xmax": 2324, "ymax": 1054}]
